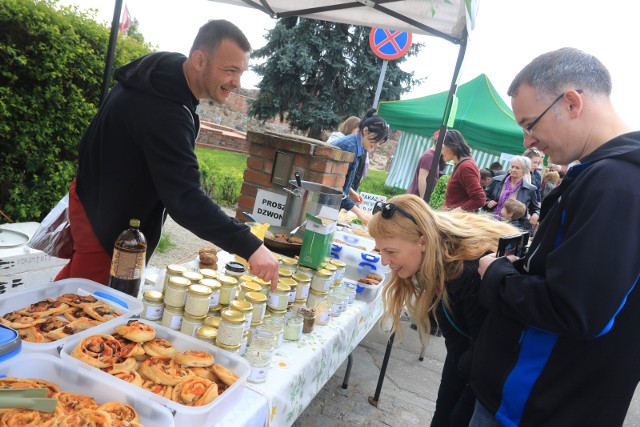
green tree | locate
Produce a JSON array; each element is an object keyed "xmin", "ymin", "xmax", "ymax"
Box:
[
  {"xmin": 249, "ymin": 17, "xmax": 423, "ymax": 139},
  {"xmin": 0, "ymin": 0, "xmax": 153, "ymax": 223}
]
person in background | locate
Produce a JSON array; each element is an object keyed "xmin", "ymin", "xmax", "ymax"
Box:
[
  {"xmin": 479, "ymin": 169, "xmax": 493, "ymax": 189},
  {"xmin": 484, "ymin": 155, "xmax": 540, "ymax": 230},
  {"xmin": 55, "ymin": 20, "xmax": 279, "ymax": 289},
  {"xmin": 540, "ymin": 170, "xmax": 560, "ymax": 199},
  {"xmin": 472, "ymin": 47, "xmax": 640, "ymax": 427},
  {"xmin": 369, "ymin": 194, "xmax": 518, "ymax": 427},
  {"xmin": 332, "ymin": 109, "xmax": 389, "ymax": 225},
  {"xmin": 523, "ymin": 147, "xmax": 544, "ymax": 199},
  {"xmin": 488, "ymin": 161, "xmax": 506, "ymax": 177},
  {"xmin": 408, "ymin": 130, "xmax": 446, "ymax": 199},
  {"xmin": 440, "ymin": 130, "xmax": 486, "ymax": 212},
  {"xmin": 500, "ymin": 199, "xmax": 527, "ymax": 229},
  {"xmin": 326, "ymin": 116, "xmax": 360, "ymax": 144}
]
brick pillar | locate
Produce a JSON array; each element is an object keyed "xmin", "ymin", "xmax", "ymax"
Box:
[{"xmin": 235, "ymin": 131, "xmax": 354, "ymax": 221}]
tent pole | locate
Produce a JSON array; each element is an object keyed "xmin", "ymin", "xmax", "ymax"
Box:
[
  {"xmin": 423, "ymin": 28, "xmax": 468, "ymax": 203},
  {"xmin": 100, "ymin": 0, "xmax": 123, "ymax": 106}
]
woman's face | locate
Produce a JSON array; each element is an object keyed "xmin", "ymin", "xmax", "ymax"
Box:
[
  {"xmin": 361, "ymin": 127, "xmax": 381, "ymax": 152},
  {"xmin": 375, "ymin": 236, "xmax": 425, "ymax": 279},
  {"xmin": 441, "ymin": 145, "xmax": 454, "ymax": 162},
  {"xmin": 509, "ymin": 160, "xmax": 525, "ymax": 181}
]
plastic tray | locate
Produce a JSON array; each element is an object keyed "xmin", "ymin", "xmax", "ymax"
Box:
[
  {"xmin": 343, "ymin": 274, "xmax": 385, "ymax": 303},
  {"xmin": 0, "ymin": 353, "xmax": 174, "ymax": 426},
  {"xmin": 0, "ymin": 278, "xmax": 143, "ymax": 355},
  {"xmin": 60, "ymin": 317, "xmax": 250, "ymax": 426}
]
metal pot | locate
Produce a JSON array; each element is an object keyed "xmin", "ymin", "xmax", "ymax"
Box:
[{"xmin": 281, "ymin": 180, "xmax": 344, "ymax": 229}]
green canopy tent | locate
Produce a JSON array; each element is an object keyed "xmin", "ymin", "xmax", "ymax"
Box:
[{"xmin": 378, "ymin": 73, "xmax": 525, "ymax": 188}]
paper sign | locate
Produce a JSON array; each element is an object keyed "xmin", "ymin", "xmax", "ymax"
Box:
[
  {"xmin": 253, "ymin": 189, "xmax": 287, "ymax": 226},
  {"xmin": 358, "ymin": 192, "xmax": 387, "ymax": 213}
]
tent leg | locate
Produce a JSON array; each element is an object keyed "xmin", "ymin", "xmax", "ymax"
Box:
[
  {"xmin": 100, "ymin": 0, "xmax": 124, "ymax": 106},
  {"xmin": 423, "ymin": 29, "xmax": 468, "ymax": 202}
]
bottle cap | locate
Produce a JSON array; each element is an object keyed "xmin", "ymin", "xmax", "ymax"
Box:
[{"xmin": 129, "ymin": 218, "xmax": 140, "ymax": 227}]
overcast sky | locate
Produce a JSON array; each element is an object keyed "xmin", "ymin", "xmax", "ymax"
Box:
[{"xmin": 59, "ymin": 0, "xmax": 640, "ymax": 128}]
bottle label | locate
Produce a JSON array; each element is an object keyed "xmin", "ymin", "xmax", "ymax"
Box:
[{"xmin": 110, "ymin": 247, "xmax": 146, "ymax": 279}]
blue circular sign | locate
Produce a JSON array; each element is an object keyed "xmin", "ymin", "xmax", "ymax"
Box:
[{"xmin": 369, "ymin": 28, "xmax": 412, "ymax": 60}]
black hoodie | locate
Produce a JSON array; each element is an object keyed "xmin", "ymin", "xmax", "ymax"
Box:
[
  {"xmin": 75, "ymin": 52, "xmax": 261, "ymax": 261},
  {"xmin": 470, "ymin": 132, "xmax": 640, "ymax": 427}
]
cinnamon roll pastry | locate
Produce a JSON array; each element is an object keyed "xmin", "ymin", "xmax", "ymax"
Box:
[
  {"xmin": 138, "ymin": 357, "xmax": 193, "ymax": 386},
  {"xmin": 107, "ymin": 369, "xmax": 143, "ymax": 387},
  {"xmin": 111, "ymin": 334, "xmax": 145, "ymax": 358},
  {"xmin": 0, "ymin": 377, "xmax": 41, "ymax": 390},
  {"xmin": 0, "ymin": 311, "xmax": 47, "ymax": 329},
  {"xmin": 190, "ymin": 366, "xmax": 216, "ymax": 382},
  {"xmin": 211, "ymin": 364, "xmax": 239, "ymax": 387},
  {"xmin": 35, "ymin": 317, "xmax": 69, "ymax": 335},
  {"xmin": 26, "ymin": 378, "xmax": 61, "ymax": 398},
  {"xmin": 62, "ymin": 307, "xmax": 92, "ymax": 322},
  {"xmin": 45, "ymin": 318, "xmax": 100, "ymax": 341},
  {"xmin": 56, "ymin": 293, "xmax": 100, "ymax": 308},
  {"xmin": 58, "ymin": 408, "xmax": 112, "ymax": 427},
  {"xmin": 17, "ymin": 326, "xmax": 48, "ymax": 343},
  {"xmin": 98, "ymin": 402, "xmax": 140, "ymax": 427},
  {"xmin": 16, "ymin": 298, "xmax": 69, "ymax": 318},
  {"xmin": 0, "ymin": 406, "xmax": 64, "ymax": 427},
  {"xmin": 141, "ymin": 338, "xmax": 176, "ymax": 358},
  {"xmin": 141, "ymin": 380, "xmax": 173, "ymax": 399},
  {"xmin": 114, "ymin": 321, "xmax": 155, "ymax": 343},
  {"xmin": 110, "ymin": 356, "xmax": 137, "ymax": 372},
  {"xmin": 175, "ymin": 350, "xmax": 215, "ymax": 368},
  {"xmin": 54, "ymin": 391, "xmax": 99, "ymax": 414},
  {"xmin": 71, "ymin": 334, "xmax": 121, "ymax": 368},
  {"xmin": 171, "ymin": 376, "xmax": 218, "ymax": 406},
  {"xmin": 83, "ymin": 303, "xmax": 120, "ymax": 322}
]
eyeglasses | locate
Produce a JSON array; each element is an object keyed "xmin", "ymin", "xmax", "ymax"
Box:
[
  {"xmin": 523, "ymin": 89, "xmax": 583, "ymax": 136},
  {"xmin": 372, "ymin": 202, "xmax": 418, "ymax": 225}
]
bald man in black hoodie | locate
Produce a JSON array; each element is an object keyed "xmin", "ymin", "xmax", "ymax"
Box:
[{"xmin": 56, "ymin": 20, "xmax": 279, "ymax": 290}]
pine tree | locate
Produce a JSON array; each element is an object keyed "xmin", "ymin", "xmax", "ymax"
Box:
[{"xmin": 249, "ymin": 17, "xmax": 423, "ymax": 139}]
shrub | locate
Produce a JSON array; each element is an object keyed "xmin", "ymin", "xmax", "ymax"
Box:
[{"xmin": 429, "ymin": 174, "xmax": 451, "ymax": 209}]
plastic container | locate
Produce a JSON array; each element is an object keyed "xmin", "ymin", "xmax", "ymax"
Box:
[
  {"xmin": 0, "ymin": 278, "xmax": 142, "ymax": 355},
  {"xmin": 0, "ymin": 325, "xmax": 20, "ymax": 363},
  {"xmin": 0, "ymin": 353, "xmax": 174, "ymax": 426},
  {"xmin": 60, "ymin": 317, "xmax": 250, "ymax": 426},
  {"xmin": 343, "ymin": 277, "xmax": 385, "ymax": 303}
]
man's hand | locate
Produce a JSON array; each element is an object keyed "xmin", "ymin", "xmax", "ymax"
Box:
[
  {"xmin": 349, "ymin": 189, "xmax": 364, "ymax": 205},
  {"xmin": 248, "ymin": 245, "xmax": 279, "ymax": 291},
  {"xmin": 529, "ymin": 212, "xmax": 540, "ymax": 226},
  {"xmin": 479, "ymin": 253, "xmax": 519, "ymax": 279},
  {"xmin": 486, "ymin": 200, "xmax": 498, "ymax": 209},
  {"xmin": 352, "ymin": 207, "xmax": 372, "ymax": 225}
]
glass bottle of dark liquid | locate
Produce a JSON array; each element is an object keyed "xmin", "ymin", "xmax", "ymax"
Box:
[{"xmin": 108, "ymin": 218, "xmax": 147, "ymax": 297}]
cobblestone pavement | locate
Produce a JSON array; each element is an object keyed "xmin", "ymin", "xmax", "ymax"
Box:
[{"xmin": 150, "ymin": 215, "xmax": 640, "ymax": 427}]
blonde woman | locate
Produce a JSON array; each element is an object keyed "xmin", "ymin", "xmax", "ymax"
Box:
[{"xmin": 369, "ymin": 194, "xmax": 518, "ymax": 427}]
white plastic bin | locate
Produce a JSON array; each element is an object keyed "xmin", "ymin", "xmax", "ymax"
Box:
[
  {"xmin": 0, "ymin": 353, "xmax": 174, "ymax": 426},
  {"xmin": 60, "ymin": 317, "xmax": 250, "ymax": 426},
  {"xmin": 0, "ymin": 278, "xmax": 143, "ymax": 355}
]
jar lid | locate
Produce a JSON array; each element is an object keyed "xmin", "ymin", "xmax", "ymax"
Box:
[
  {"xmin": 240, "ymin": 275, "xmax": 255, "ymax": 283},
  {"xmin": 221, "ymin": 309, "xmax": 246, "ymax": 324},
  {"xmin": 250, "ymin": 320, "xmax": 264, "ymax": 327},
  {"xmin": 281, "ymin": 257, "xmax": 297, "ymax": 266},
  {"xmin": 253, "ymin": 277, "xmax": 270, "ymax": 287},
  {"xmin": 296, "ymin": 265, "xmax": 313, "ymax": 272},
  {"xmin": 309, "ymin": 288, "xmax": 328, "ymax": 296},
  {"xmin": 215, "ymin": 339, "xmax": 241, "ymax": 350},
  {"xmin": 200, "ymin": 278, "xmax": 221, "ymax": 290},
  {"xmin": 324, "ymin": 264, "xmax": 337, "ymax": 272},
  {"xmin": 243, "ymin": 329, "xmax": 249, "ymax": 338},
  {"xmin": 314, "ymin": 268, "xmax": 332, "ymax": 278},
  {"xmin": 199, "ymin": 268, "xmax": 218, "ymax": 279},
  {"xmin": 278, "ymin": 268, "xmax": 293, "ymax": 278},
  {"xmin": 184, "ymin": 312, "xmax": 207, "ymax": 320},
  {"xmin": 225, "ymin": 261, "xmax": 246, "ymax": 273},
  {"xmin": 208, "ymin": 304, "xmax": 222, "ymax": 313},
  {"xmin": 245, "ymin": 291, "xmax": 267, "ymax": 303},
  {"xmin": 230, "ymin": 300, "xmax": 253, "ymax": 312},
  {"xmin": 240, "ymin": 281, "xmax": 262, "ymax": 293},
  {"xmin": 275, "ymin": 282, "xmax": 291, "ymax": 293},
  {"xmin": 204, "ymin": 316, "xmax": 221, "ymax": 328},
  {"xmin": 218, "ymin": 275, "xmax": 239, "ymax": 286},
  {"xmin": 182, "ymin": 271, "xmax": 204, "ymax": 282},
  {"xmin": 274, "ymin": 254, "xmax": 282, "ymax": 262},
  {"xmin": 167, "ymin": 264, "xmax": 188, "ymax": 274},
  {"xmin": 196, "ymin": 326, "xmax": 218, "ymax": 340},
  {"xmin": 143, "ymin": 290, "xmax": 163, "ymax": 302},
  {"xmin": 330, "ymin": 259, "xmax": 347, "ymax": 268},
  {"xmin": 266, "ymin": 307, "xmax": 287, "ymax": 315},
  {"xmin": 188, "ymin": 284, "xmax": 212, "ymax": 296},
  {"xmin": 169, "ymin": 276, "xmax": 191, "ymax": 287},
  {"xmin": 279, "ymin": 277, "xmax": 297, "ymax": 288},
  {"xmin": 164, "ymin": 305, "xmax": 185, "ymax": 312},
  {"xmin": 292, "ymin": 273, "xmax": 311, "ymax": 283}
]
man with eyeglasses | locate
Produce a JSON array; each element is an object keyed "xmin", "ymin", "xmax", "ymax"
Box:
[{"xmin": 470, "ymin": 47, "xmax": 640, "ymax": 427}]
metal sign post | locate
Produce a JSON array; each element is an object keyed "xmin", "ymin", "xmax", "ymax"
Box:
[{"xmin": 369, "ymin": 28, "xmax": 412, "ymax": 108}]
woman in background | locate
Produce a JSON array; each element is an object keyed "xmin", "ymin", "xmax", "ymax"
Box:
[
  {"xmin": 440, "ymin": 130, "xmax": 485, "ymax": 212},
  {"xmin": 327, "ymin": 116, "xmax": 360, "ymax": 143},
  {"xmin": 369, "ymin": 194, "xmax": 518, "ymax": 427}
]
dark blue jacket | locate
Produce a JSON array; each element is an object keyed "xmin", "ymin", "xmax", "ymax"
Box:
[
  {"xmin": 471, "ymin": 132, "xmax": 640, "ymax": 427},
  {"xmin": 331, "ymin": 133, "xmax": 365, "ymax": 211}
]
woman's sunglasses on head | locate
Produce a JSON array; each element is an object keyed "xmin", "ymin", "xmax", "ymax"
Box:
[{"xmin": 372, "ymin": 202, "xmax": 418, "ymax": 225}]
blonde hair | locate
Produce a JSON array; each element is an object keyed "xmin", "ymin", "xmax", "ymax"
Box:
[
  {"xmin": 542, "ymin": 170, "xmax": 560, "ymax": 186},
  {"xmin": 503, "ymin": 199, "xmax": 527, "ymax": 220},
  {"xmin": 368, "ymin": 194, "xmax": 519, "ymax": 345}
]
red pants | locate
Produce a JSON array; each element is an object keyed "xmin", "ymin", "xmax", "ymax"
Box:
[{"xmin": 54, "ymin": 179, "xmax": 112, "ymax": 284}]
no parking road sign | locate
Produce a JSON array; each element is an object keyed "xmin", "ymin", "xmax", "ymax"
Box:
[{"xmin": 369, "ymin": 28, "xmax": 412, "ymax": 60}]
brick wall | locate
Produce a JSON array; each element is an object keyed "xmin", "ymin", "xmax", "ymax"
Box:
[
  {"xmin": 235, "ymin": 131, "xmax": 354, "ymax": 221},
  {"xmin": 195, "ymin": 121, "xmax": 249, "ymax": 153}
]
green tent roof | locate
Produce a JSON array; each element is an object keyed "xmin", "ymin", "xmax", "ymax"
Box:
[{"xmin": 378, "ymin": 74, "xmax": 525, "ymax": 156}]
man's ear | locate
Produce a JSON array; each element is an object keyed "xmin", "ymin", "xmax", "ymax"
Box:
[
  {"xmin": 191, "ymin": 50, "xmax": 207, "ymax": 71},
  {"xmin": 566, "ymin": 89, "xmax": 583, "ymax": 118}
]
